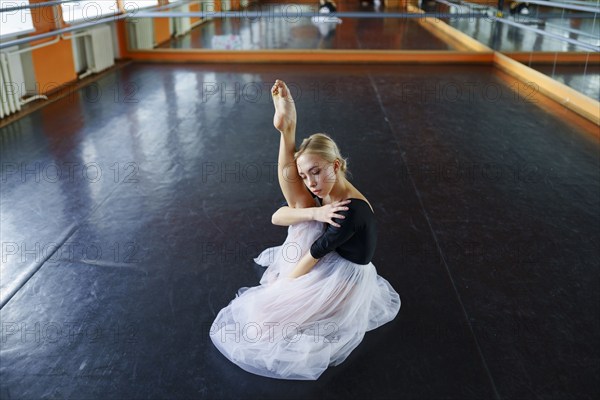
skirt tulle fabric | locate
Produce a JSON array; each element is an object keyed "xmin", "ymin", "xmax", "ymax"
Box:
[{"xmin": 209, "ymin": 221, "xmax": 401, "ymax": 380}]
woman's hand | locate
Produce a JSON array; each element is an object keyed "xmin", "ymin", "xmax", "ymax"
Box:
[{"xmin": 313, "ymin": 199, "xmax": 351, "ymax": 228}]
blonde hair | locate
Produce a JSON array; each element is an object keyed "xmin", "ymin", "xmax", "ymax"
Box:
[{"xmin": 294, "ymin": 133, "xmax": 350, "ymax": 179}]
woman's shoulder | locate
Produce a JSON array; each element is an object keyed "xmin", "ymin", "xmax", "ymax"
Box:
[{"xmin": 344, "ymin": 192, "xmax": 374, "ymax": 214}]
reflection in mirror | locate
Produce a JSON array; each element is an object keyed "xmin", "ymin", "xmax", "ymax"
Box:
[
  {"xmin": 420, "ymin": 0, "xmax": 599, "ymax": 100},
  {"xmin": 528, "ymin": 63, "xmax": 599, "ymax": 99},
  {"xmin": 127, "ymin": 2, "xmax": 462, "ymax": 51},
  {"xmin": 426, "ymin": 0, "xmax": 599, "ymax": 52}
]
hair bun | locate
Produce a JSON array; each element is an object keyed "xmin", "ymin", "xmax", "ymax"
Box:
[{"xmin": 340, "ymin": 158, "xmax": 347, "ymax": 172}]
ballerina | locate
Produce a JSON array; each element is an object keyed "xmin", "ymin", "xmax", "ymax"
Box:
[
  {"xmin": 312, "ymin": 0, "xmax": 342, "ymax": 26},
  {"xmin": 209, "ymin": 79, "xmax": 400, "ymax": 380}
]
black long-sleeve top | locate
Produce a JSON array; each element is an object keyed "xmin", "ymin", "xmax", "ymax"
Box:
[{"xmin": 309, "ymin": 198, "xmax": 377, "ymax": 265}]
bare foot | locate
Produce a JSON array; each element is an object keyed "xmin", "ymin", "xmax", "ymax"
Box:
[{"xmin": 272, "ymin": 79, "xmax": 297, "ymax": 134}]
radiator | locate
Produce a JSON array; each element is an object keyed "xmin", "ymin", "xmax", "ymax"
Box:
[
  {"xmin": 127, "ymin": 18, "xmax": 155, "ymax": 50},
  {"xmin": 0, "ymin": 50, "xmax": 24, "ymax": 119},
  {"xmin": 173, "ymin": 5, "xmax": 191, "ymax": 37},
  {"xmin": 82, "ymin": 25, "xmax": 115, "ymax": 73}
]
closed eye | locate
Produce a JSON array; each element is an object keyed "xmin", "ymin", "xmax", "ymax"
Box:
[{"xmin": 299, "ymin": 168, "xmax": 320, "ymax": 179}]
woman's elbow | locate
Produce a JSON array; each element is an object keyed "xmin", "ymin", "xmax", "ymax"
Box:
[{"xmin": 271, "ymin": 211, "xmax": 284, "ymax": 226}]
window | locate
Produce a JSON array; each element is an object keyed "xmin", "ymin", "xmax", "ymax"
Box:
[
  {"xmin": 61, "ymin": 1, "xmax": 119, "ymax": 24},
  {"xmin": 122, "ymin": 0, "xmax": 159, "ymax": 12},
  {"xmin": 0, "ymin": 0, "xmax": 34, "ymax": 38}
]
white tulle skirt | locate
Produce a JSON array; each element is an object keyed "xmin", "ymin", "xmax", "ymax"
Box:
[{"xmin": 209, "ymin": 221, "xmax": 401, "ymax": 380}]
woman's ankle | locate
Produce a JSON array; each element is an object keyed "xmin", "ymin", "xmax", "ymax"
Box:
[{"xmin": 280, "ymin": 125, "xmax": 296, "ymax": 138}]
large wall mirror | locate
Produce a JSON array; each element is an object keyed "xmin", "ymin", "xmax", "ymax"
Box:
[
  {"xmin": 125, "ymin": 0, "xmax": 463, "ymax": 51},
  {"xmin": 121, "ymin": 0, "xmax": 598, "ymax": 102}
]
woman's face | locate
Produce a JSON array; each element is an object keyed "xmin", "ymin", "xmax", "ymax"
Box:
[{"xmin": 296, "ymin": 153, "xmax": 338, "ymax": 198}]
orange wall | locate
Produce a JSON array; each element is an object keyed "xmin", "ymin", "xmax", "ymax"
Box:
[
  {"xmin": 29, "ymin": 0, "xmax": 58, "ymax": 34},
  {"xmin": 152, "ymin": 0, "xmax": 173, "ymax": 44},
  {"xmin": 29, "ymin": 0, "xmax": 77, "ymax": 95},
  {"xmin": 155, "ymin": 0, "xmax": 171, "ymax": 45},
  {"xmin": 155, "ymin": 19, "xmax": 171, "ymax": 45},
  {"xmin": 190, "ymin": 3, "xmax": 202, "ymax": 25}
]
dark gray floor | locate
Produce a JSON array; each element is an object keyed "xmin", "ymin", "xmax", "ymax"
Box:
[{"xmin": 0, "ymin": 63, "xmax": 598, "ymax": 399}]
